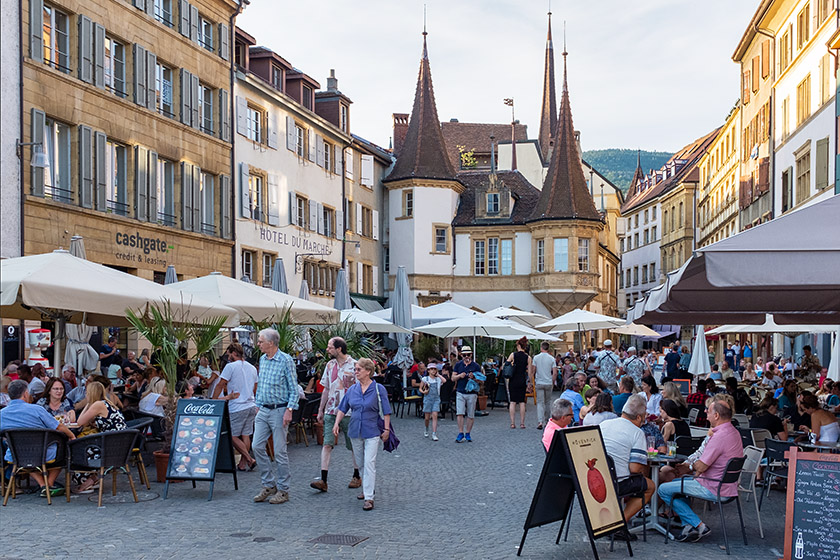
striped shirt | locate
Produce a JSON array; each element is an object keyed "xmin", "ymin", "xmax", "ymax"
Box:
[{"xmin": 255, "ymin": 349, "xmax": 300, "ymax": 410}]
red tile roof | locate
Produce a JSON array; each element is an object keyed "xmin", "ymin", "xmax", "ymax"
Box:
[{"xmin": 440, "ymin": 122, "xmax": 528, "ymax": 170}]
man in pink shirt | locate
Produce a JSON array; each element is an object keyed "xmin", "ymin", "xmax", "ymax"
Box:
[
  {"xmin": 657, "ymin": 400, "xmax": 743, "ymax": 543},
  {"xmin": 542, "ymin": 398, "xmax": 573, "ymax": 451}
]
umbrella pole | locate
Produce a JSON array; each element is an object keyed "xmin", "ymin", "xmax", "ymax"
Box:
[{"xmin": 54, "ymin": 317, "xmax": 64, "ymax": 378}]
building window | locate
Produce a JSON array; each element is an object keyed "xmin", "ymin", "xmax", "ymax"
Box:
[
  {"xmin": 154, "ymin": 0, "xmax": 173, "ymax": 27},
  {"xmin": 619, "ymin": 238, "xmax": 624, "ymax": 253},
  {"xmin": 501, "ymin": 239, "xmax": 512, "ymax": 275},
  {"xmin": 578, "ymin": 238, "xmax": 590, "ymax": 272},
  {"xmin": 634, "ymin": 214, "xmax": 639, "ymax": 228},
  {"xmin": 323, "ymin": 206, "xmax": 334, "ymax": 237},
  {"xmin": 678, "ymin": 202, "xmax": 684, "ymax": 228},
  {"xmin": 651, "ymin": 225, "xmax": 657, "ymax": 241},
  {"xmin": 633, "ymin": 266, "xmax": 639, "ymax": 286},
  {"xmin": 294, "ymin": 125, "xmax": 304, "ymax": 156},
  {"xmin": 155, "ymin": 62, "xmax": 174, "ymax": 117},
  {"xmin": 296, "ymin": 195, "xmax": 307, "ymax": 227},
  {"xmin": 796, "ymin": 75, "xmax": 811, "ymax": 126},
  {"xmin": 650, "ymin": 262, "xmax": 656, "ymax": 280},
  {"xmin": 402, "ymin": 189, "xmax": 413, "ymax": 217},
  {"xmin": 643, "ymin": 229, "xmax": 649, "ymax": 245},
  {"xmin": 340, "ymin": 104, "xmax": 348, "ymax": 132},
  {"xmin": 487, "ymin": 192, "xmax": 500, "ymax": 214},
  {"xmin": 323, "ymin": 140, "xmax": 331, "ymax": 170},
  {"xmin": 383, "ymin": 245, "xmax": 390, "ymax": 272},
  {"xmin": 625, "ymin": 269, "xmax": 631, "ymax": 287},
  {"xmin": 634, "ymin": 232, "xmax": 639, "ymax": 248},
  {"xmin": 820, "ymin": 54, "xmax": 832, "ymax": 105},
  {"xmin": 42, "ymin": 5, "xmax": 70, "ymax": 73},
  {"xmin": 199, "ymin": 15, "xmax": 214, "ymax": 52},
  {"xmin": 246, "ymin": 106, "xmax": 262, "ymax": 143},
  {"xmin": 262, "ymin": 253, "xmax": 273, "ymax": 287},
  {"xmin": 553, "ymin": 238, "xmax": 568, "ymax": 272},
  {"xmin": 155, "ymin": 157, "xmax": 175, "ymax": 226},
  {"xmin": 644, "ymin": 209, "xmax": 649, "ymax": 224},
  {"xmin": 242, "ymin": 250, "xmax": 253, "ymax": 281},
  {"xmin": 302, "ymin": 85, "xmax": 312, "ymax": 110},
  {"xmin": 797, "ymin": 4, "xmax": 810, "ymax": 49},
  {"xmin": 361, "ymin": 206, "xmax": 373, "ymax": 237},
  {"xmin": 651, "ymin": 206, "xmax": 657, "ymax": 220},
  {"xmin": 200, "ymin": 172, "xmax": 214, "ymax": 234},
  {"xmin": 271, "ymin": 66, "xmax": 283, "ymax": 90},
  {"xmin": 247, "ymin": 174, "xmax": 263, "ymax": 221},
  {"xmin": 795, "ymin": 149, "xmax": 811, "ymax": 204},
  {"xmin": 536, "ymin": 239, "xmax": 545, "ymax": 273},
  {"xmin": 487, "ymin": 238, "xmax": 499, "ymax": 275},
  {"xmin": 642, "ymin": 264, "xmax": 648, "ymax": 284},
  {"xmin": 42, "ymin": 117, "xmax": 71, "ymax": 202},
  {"xmin": 474, "ymin": 240, "xmax": 485, "ymax": 275},
  {"xmin": 105, "ymin": 141, "xmax": 127, "ymax": 215},
  {"xmin": 779, "ymin": 29, "xmax": 791, "ymax": 73},
  {"xmin": 103, "ymin": 37, "xmax": 126, "ymax": 97},
  {"xmin": 305, "ymin": 262, "xmax": 339, "ymax": 296},
  {"xmin": 663, "ymin": 210, "xmax": 668, "ymax": 233},
  {"xmin": 434, "ymin": 227, "xmax": 448, "ymax": 253},
  {"xmin": 362, "ymin": 264, "xmax": 373, "ymax": 294},
  {"xmin": 198, "ymin": 84, "xmax": 214, "ymax": 134}
]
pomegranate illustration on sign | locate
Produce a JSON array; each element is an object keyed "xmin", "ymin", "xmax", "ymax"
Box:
[{"xmin": 586, "ymin": 458, "xmax": 607, "ymax": 503}]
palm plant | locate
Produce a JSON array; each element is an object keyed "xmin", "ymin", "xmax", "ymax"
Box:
[
  {"xmin": 246, "ymin": 306, "xmax": 305, "ymax": 364},
  {"xmin": 310, "ymin": 320, "xmax": 382, "ymax": 373}
]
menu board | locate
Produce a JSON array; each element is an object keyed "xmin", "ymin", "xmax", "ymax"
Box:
[{"xmin": 783, "ymin": 448, "xmax": 840, "ymax": 560}]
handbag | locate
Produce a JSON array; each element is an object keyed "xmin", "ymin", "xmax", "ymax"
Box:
[
  {"xmin": 374, "ymin": 381, "xmax": 400, "ymax": 452},
  {"xmin": 502, "ymin": 361, "xmax": 514, "ymax": 379}
]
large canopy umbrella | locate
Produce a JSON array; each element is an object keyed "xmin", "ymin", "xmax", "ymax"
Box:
[
  {"xmin": 537, "ymin": 308, "xmax": 624, "ymax": 353},
  {"xmin": 628, "ymin": 195, "xmax": 840, "ymax": 326},
  {"xmin": 171, "ymin": 272, "xmax": 337, "ymax": 324},
  {"xmin": 334, "ymin": 269, "xmax": 352, "ymax": 311},
  {"xmin": 294, "ymin": 280, "xmax": 313, "ymax": 353},
  {"xmin": 390, "ymin": 267, "xmax": 414, "ymax": 390},
  {"xmin": 65, "ymin": 237, "xmax": 98, "ymax": 380},
  {"xmin": 688, "ymin": 325, "xmax": 711, "ymax": 378},
  {"xmin": 610, "ymin": 324, "xmax": 662, "ymax": 337},
  {"xmin": 340, "ymin": 308, "xmax": 411, "ymax": 334},
  {"xmin": 491, "ymin": 321, "xmax": 561, "ymax": 342},
  {"xmin": 415, "ymin": 315, "xmax": 535, "ymax": 340},
  {"xmin": 270, "ymin": 258, "xmax": 288, "ymax": 294},
  {"xmin": 483, "ymin": 306, "xmax": 550, "ymax": 329},
  {"xmin": 373, "ymin": 301, "xmax": 476, "ymax": 328},
  {"xmin": 164, "ymin": 265, "xmax": 178, "ymax": 285},
  {"xmin": 705, "ymin": 315, "xmax": 837, "ymax": 336}
]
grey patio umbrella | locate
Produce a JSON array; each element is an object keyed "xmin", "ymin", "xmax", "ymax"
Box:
[
  {"xmin": 65, "ymin": 236, "xmax": 98, "ymax": 380},
  {"xmin": 391, "ymin": 266, "xmax": 414, "ymax": 391},
  {"xmin": 299, "ymin": 279, "xmax": 310, "ymax": 300},
  {"xmin": 334, "ymin": 269, "xmax": 352, "ymax": 311},
  {"xmin": 296, "ymin": 280, "xmax": 313, "ymax": 353},
  {"xmin": 271, "ymin": 258, "xmax": 288, "ymax": 294},
  {"xmin": 69, "ymin": 235, "xmax": 86, "ymax": 259},
  {"xmin": 164, "ymin": 265, "xmax": 177, "ymax": 285}
]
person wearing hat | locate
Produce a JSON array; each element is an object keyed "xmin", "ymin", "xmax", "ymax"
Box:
[
  {"xmin": 420, "ymin": 362, "xmax": 443, "ymax": 441},
  {"xmin": 594, "ymin": 340, "xmax": 621, "ymax": 393},
  {"xmin": 452, "ymin": 346, "xmax": 482, "ymax": 442}
]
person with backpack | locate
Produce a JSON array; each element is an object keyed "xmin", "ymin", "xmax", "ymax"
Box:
[
  {"xmin": 594, "ymin": 340, "xmax": 621, "ymax": 393},
  {"xmin": 620, "ymin": 346, "xmax": 649, "ymax": 388}
]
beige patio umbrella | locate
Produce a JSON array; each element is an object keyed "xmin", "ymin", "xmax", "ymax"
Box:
[{"xmin": 610, "ymin": 324, "xmax": 662, "ymax": 337}]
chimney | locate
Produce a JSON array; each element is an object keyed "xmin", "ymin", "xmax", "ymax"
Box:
[
  {"xmin": 392, "ymin": 113, "xmax": 409, "ymax": 156},
  {"xmin": 327, "ymin": 69, "xmax": 338, "ymax": 92}
]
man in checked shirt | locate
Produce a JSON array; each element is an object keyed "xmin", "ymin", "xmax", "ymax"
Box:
[{"xmin": 252, "ymin": 328, "xmax": 300, "ymax": 505}]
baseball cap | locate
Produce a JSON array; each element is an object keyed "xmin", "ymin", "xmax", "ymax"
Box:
[
  {"xmin": 603, "ymin": 339, "xmax": 613, "ymax": 347},
  {"xmin": 427, "ymin": 363, "xmax": 439, "ymax": 370}
]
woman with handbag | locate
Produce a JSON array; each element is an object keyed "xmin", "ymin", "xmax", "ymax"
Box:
[
  {"xmin": 506, "ymin": 337, "xmax": 533, "ymax": 429},
  {"xmin": 334, "ymin": 358, "xmax": 392, "ymax": 511}
]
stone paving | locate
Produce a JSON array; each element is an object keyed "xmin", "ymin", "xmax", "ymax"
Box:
[{"xmin": 1, "ymin": 398, "xmax": 788, "ymax": 559}]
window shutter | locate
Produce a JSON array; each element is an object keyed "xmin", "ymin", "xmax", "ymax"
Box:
[
  {"xmin": 220, "ymin": 174, "xmax": 231, "ymax": 238},
  {"xmin": 309, "ymin": 199, "xmax": 318, "ymax": 231},
  {"xmin": 30, "ymin": 108, "xmax": 46, "ymax": 196},
  {"xmin": 133, "ymin": 44, "xmax": 147, "ymax": 106},
  {"xmin": 316, "ymin": 135, "xmax": 325, "ymax": 167},
  {"xmin": 78, "ymin": 16, "xmax": 93, "ymax": 83},
  {"xmin": 239, "ymin": 162, "xmax": 250, "ymax": 218},
  {"xmin": 267, "ymin": 173, "xmax": 280, "ymax": 226},
  {"xmin": 133, "ymin": 0, "xmax": 145, "ymax": 10},
  {"xmin": 181, "ymin": 162, "xmax": 193, "ymax": 230},
  {"xmin": 372, "ymin": 209, "xmax": 379, "ymax": 240},
  {"xmin": 751, "ymin": 56, "xmax": 759, "ymax": 92},
  {"xmin": 189, "ymin": 5, "xmax": 199, "ymax": 43},
  {"xmin": 77, "ymin": 125, "xmax": 92, "ymax": 207},
  {"xmin": 180, "ymin": 69, "xmax": 191, "ymax": 125},
  {"xmin": 267, "ymin": 110, "xmax": 278, "ymax": 149},
  {"xmin": 345, "ymin": 148, "xmax": 354, "ymax": 179},
  {"xmin": 148, "ymin": 150, "xmax": 158, "ymax": 222},
  {"xmin": 145, "ymin": 51, "xmax": 157, "ymax": 110},
  {"xmin": 29, "ymin": 0, "xmax": 44, "ymax": 62},
  {"xmin": 761, "ymin": 40, "xmax": 770, "ymax": 78},
  {"xmin": 219, "ymin": 23, "xmax": 229, "ymax": 61},
  {"xmin": 179, "ymin": 0, "xmax": 190, "ymax": 37},
  {"xmin": 289, "ymin": 192, "xmax": 297, "ymax": 225},
  {"xmin": 191, "ymin": 165, "xmax": 201, "ymax": 232},
  {"xmin": 307, "ymin": 128, "xmax": 316, "ymax": 162},
  {"xmin": 94, "ymin": 131, "xmax": 107, "ymax": 210},
  {"xmin": 135, "ymin": 146, "xmax": 148, "ymax": 221},
  {"xmin": 743, "ymin": 70, "xmax": 750, "ymax": 104},
  {"xmin": 93, "ymin": 23, "xmax": 105, "ymax": 88},
  {"xmin": 236, "ymin": 96, "xmax": 248, "ymax": 136},
  {"xmin": 356, "ymin": 261, "xmax": 363, "ymax": 292},
  {"xmin": 335, "ymin": 209, "xmax": 343, "ymax": 239},
  {"xmin": 355, "ymin": 202, "xmax": 362, "ymax": 234},
  {"xmin": 316, "ymin": 202, "xmax": 325, "ymax": 234},
  {"xmin": 219, "ymin": 88, "xmax": 230, "ymax": 142},
  {"xmin": 191, "ymin": 74, "xmax": 200, "ymax": 129},
  {"xmin": 144, "ymin": 0, "xmax": 154, "ymax": 16},
  {"xmin": 285, "ymin": 115, "xmax": 296, "ymax": 150},
  {"xmin": 816, "ymin": 137, "xmax": 829, "ymax": 189},
  {"xmin": 372, "ymin": 265, "xmax": 379, "ymax": 296},
  {"xmin": 361, "ymin": 154, "xmax": 373, "ymax": 186},
  {"xmin": 334, "ymin": 144, "xmax": 342, "ymax": 175}
]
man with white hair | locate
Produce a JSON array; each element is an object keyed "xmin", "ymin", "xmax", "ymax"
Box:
[
  {"xmin": 620, "ymin": 347, "xmax": 649, "ymax": 388},
  {"xmin": 252, "ymin": 328, "xmax": 300, "ymax": 505},
  {"xmin": 594, "ymin": 339, "xmax": 621, "ymax": 392},
  {"xmin": 599, "ymin": 394, "xmax": 655, "ymax": 532}
]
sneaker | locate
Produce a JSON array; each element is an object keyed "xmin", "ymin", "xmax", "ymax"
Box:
[
  {"xmin": 424, "ymin": 428, "xmax": 429, "ymax": 438},
  {"xmin": 253, "ymin": 486, "xmax": 278, "ymax": 502},
  {"xmin": 675, "ymin": 525, "xmax": 699, "ymax": 543},
  {"xmin": 348, "ymin": 476, "xmax": 362, "ymax": 489},
  {"xmin": 39, "ymin": 487, "xmax": 63, "ymax": 497},
  {"xmin": 613, "ymin": 529, "xmax": 638, "ymax": 542},
  {"xmin": 310, "ymin": 479, "xmax": 328, "ymax": 492},
  {"xmin": 691, "ymin": 524, "xmax": 711, "ymax": 542},
  {"xmin": 431, "ymin": 433, "xmax": 439, "ymax": 441},
  {"xmin": 268, "ymin": 490, "xmax": 289, "ymax": 504},
  {"xmin": 465, "ymin": 433, "xmax": 472, "ymax": 442},
  {"xmin": 456, "ymin": 433, "xmax": 465, "ymax": 443}
]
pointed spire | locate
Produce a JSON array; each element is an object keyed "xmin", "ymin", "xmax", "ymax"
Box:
[
  {"xmin": 627, "ymin": 149, "xmax": 645, "ymax": 199},
  {"xmin": 528, "ymin": 44, "xmax": 601, "ymax": 223},
  {"xmin": 538, "ymin": 10, "xmax": 557, "ymax": 162},
  {"xmin": 384, "ymin": 29, "xmax": 456, "ymax": 183}
]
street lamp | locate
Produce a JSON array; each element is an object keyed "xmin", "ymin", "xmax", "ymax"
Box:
[{"xmin": 16, "ymin": 140, "xmax": 49, "ymax": 168}]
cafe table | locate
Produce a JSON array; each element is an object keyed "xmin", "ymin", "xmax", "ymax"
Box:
[
  {"xmin": 629, "ymin": 453, "xmax": 687, "ymax": 539},
  {"xmin": 799, "ymin": 440, "xmax": 840, "ymax": 453}
]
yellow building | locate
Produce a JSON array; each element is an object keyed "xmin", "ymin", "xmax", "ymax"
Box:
[{"xmin": 698, "ymin": 105, "xmax": 741, "ymax": 247}]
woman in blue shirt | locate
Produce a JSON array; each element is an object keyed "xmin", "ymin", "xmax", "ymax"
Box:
[{"xmin": 334, "ymin": 358, "xmax": 391, "ymax": 511}]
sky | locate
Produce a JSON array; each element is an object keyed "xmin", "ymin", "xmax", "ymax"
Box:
[{"xmin": 237, "ymin": 0, "xmax": 759, "ymax": 153}]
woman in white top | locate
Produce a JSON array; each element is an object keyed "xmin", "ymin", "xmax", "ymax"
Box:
[
  {"xmin": 754, "ymin": 357, "xmax": 764, "ymax": 377},
  {"xmin": 139, "ymin": 378, "xmax": 167, "ymax": 417},
  {"xmin": 800, "ymin": 394, "xmax": 840, "ymax": 443},
  {"xmin": 582, "ymin": 393, "xmax": 617, "ymax": 426},
  {"xmin": 641, "ymin": 374, "xmax": 662, "ymax": 417}
]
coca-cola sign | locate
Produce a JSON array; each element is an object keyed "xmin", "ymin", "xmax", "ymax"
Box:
[{"xmin": 183, "ymin": 402, "xmax": 218, "ymax": 415}]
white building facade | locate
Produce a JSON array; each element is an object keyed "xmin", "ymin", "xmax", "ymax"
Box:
[{"xmin": 1, "ymin": 0, "xmax": 21, "ymax": 258}]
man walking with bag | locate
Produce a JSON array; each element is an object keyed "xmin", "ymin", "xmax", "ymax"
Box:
[
  {"xmin": 452, "ymin": 346, "xmax": 483, "ymax": 443},
  {"xmin": 532, "ymin": 342, "xmax": 557, "ymax": 430}
]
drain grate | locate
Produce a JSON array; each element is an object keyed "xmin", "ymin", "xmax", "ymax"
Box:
[{"xmin": 309, "ymin": 534, "xmax": 369, "ymax": 546}]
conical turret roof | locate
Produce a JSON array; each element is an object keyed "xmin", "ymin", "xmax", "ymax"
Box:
[{"xmin": 538, "ymin": 12, "xmax": 557, "ymax": 162}]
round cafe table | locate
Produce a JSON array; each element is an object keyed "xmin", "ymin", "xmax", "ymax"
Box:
[
  {"xmin": 629, "ymin": 453, "xmax": 686, "ymax": 539},
  {"xmin": 799, "ymin": 440, "xmax": 840, "ymax": 453}
]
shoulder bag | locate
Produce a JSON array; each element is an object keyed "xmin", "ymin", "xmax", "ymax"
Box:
[{"xmin": 375, "ymin": 382, "xmax": 400, "ymax": 452}]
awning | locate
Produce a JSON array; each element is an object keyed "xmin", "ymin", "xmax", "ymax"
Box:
[{"xmin": 351, "ymin": 295, "xmax": 385, "ymax": 313}]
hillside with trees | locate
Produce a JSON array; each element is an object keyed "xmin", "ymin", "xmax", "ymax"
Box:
[{"xmin": 582, "ymin": 149, "xmax": 673, "ymax": 193}]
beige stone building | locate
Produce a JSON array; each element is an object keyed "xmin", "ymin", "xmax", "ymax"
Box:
[{"xmin": 697, "ymin": 105, "xmax": 741, "ymax": 247}]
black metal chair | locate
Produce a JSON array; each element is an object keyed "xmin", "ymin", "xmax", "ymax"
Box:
[
  {"xmin": 674, "ymin": 435, "xmax": 705, "ymax": 457},
  {"xmin": 288, "ymin": 398, "xmax": 308, "ymax": 446},
  {"xmin": 664, "ymin": 456, "xmax": 748, "ymax": 555},
  {"xmin": 125, "ymin": 410, "xmax": 166, "ymax": 441},
  {"xmin": 737, "ymin": 427, "xmax": 755, "ymax": 449},
  {"xmin": 124, "ymin": 417, "xmax": 153, "ymax": 489},
  {"xmin": 605, "ymin": 455, "xmax": 646, "ymax": 544},
  {"xmin": 759, "ymin": 438, "xmax": 796, "ymax": 510},
  {"xmin": 1, "ymin": 428, "xmax": 69, "ymax": 506},
  {"xmin": 439, "ymin": 381, "xmax": 454, "ymax": 420},
  {"xmin": 300, "ymin": 396, "xmax": 321, "ymax": 440},
  {"xmin": 66, "ymin": 429, "xmax": 140, "ymax": 507}
]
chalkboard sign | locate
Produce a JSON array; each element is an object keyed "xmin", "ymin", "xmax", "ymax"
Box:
[
  {"xmin": 672, "ymin": 378, "xmax": 691, "ymax": 395},
  {"xmin": 783, "ymin": 448, "xmax": 840, "ymax": 560},
  {"xmin": 163, "ymin": 399, "xmax": 238, "ymax": 501}
]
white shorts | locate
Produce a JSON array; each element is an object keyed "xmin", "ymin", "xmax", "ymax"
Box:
[{"xmin": 456, "ymin": 392, "xmax": 477, "ymax": 418}]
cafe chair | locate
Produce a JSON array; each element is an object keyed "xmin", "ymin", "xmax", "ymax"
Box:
[
  {"xmin": 758, "ymin": 438, "xmax": 796, "ymax": 510},
  {"xmin": 738, "ymin": 445, "xmax": 765, "ymax": 539},
  {"xmin": 664, "ymin": 455, "xmax": 748, "ymax": 555},
  {"xmin": 733, "ymin": 414, "xmax": 750, "ymax": 428},
  {"xmin": 288, "ymin": 399, "xmax": 308, "ymax": 446},
  {"xmin": 300, "ymin": 395, "xmax": 321, "ymax": 440},
  {"xmin": 1, "ymin": 428, "xmax": 69, "ymax": 506},
  {"xmin": 66, "ymin": 429, "xmax": 140, "ymax": 508},
  {"xmin": 605, "ymin": 455, "xmax": 646, "ymax": 545},
  {"xmin": 125, "ymin": 417, "xmax": 154, "ymax": 490},
  {"xmin": 737, "ymin": 427, "xmax": 755, "ymax": 449},
  {"xmin": 749, "ymin": 428, "xmax": 771, "ymax": 450},
  {"xmin": 438, "ymin": 381, "xmax": 454, "ymax": 419},
  {"xmin": 674, "ymin": 435, "xmax": 704, "ymax": 457},
  {"xmin": 687, "ymin": 408, "xmax": 700, "ymax": 425}
]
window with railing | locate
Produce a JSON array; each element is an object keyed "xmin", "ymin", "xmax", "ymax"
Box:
[
  {"xmin": 199, "ymin": 83, "xmax": 214, "ymax": 135},
  {"xmin": 155, "ymin": 62, "xmax": 174, "ymax": 118},
  {"xmin": 104, "ymin": 141, "xmax": 128, "ymax": 215},
  {"xmin": 154, "ymin": 0, "xmax": 173, "ymax": 27},
  {"xmin": 104, "ymin": 37, "xmax": 126, "ymax": 98},
  {"xmin": 200, "ymin": 172, "xmax": 215, "ymax": 235},
  {"xmin": 199, "ymin": 15, "xmax": 214, "ymax": 52},
  {"xmin": 43, "ymin": 118, "xmax": 72, "ymax": 202},
  {"xmin": 155, "ymin": 157, "xmax": 175, "ymax": 226},
  {"xmin": 42, "ymin": 5, "xmax": 70, "ymax": 73}
]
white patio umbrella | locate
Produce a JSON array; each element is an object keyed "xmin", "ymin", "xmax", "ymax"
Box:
[
  {"xmin": 373, "ymin": 301, "xmax": 476, "ymax": 328},
  {"xmin": 340, "ymin": 308, "xmax": 411, "ymax": 334},
  {"xmin": 65, "ymin": 237, "xmax": 98, "ymax": 380},
  {"xmin": 610, "ymin": 324, "xmax": 662, "ymax": 337},
  {"xmin": 164, "ymin": 265, "xmax": 178, "ymax": 285},
  {"xmin": 483, "ymin": 306, "xmax": 550, "ymax": 329},
  {"xmin": 270, "ymin": 258, "xmax": 288, "ymax": 294},
  {"xmin": 391, "ymin": 267, "xmax": 414, "ymax": 390},
  {"xmin": 492, "ymin": 321, "xmax": 560, "ymax": 341},
  {"xmin": 688, "ymin": 325, "xmax": 711, "ymax": 378},
  {"xmin": 705, "ymin": 315, "xmax": 836, "ymax": 335},
  {"xmin": 334, "ymin": 269, "xmax": 352, "ymax": 311},
  {"xmin": 537, "ymin": 308, "xmax": 624, "ymax": 352},
  {"xmin": 415, "ymin": 315, "xmax": 535, "ymax": 340},
  {"xmin": 294, "ymin": 280, "xmax": 313, "ymax": 353},
  {"xmin": 827, "ymin": 329, "xmax": 839, "ymax": 382}
]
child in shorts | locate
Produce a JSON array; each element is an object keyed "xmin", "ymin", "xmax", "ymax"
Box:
[{"xmin": 420, "ymin": 363, "xmax": 443, "ymax": 441}]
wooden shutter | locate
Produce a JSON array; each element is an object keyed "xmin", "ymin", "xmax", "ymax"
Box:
[
  {"xmin": 345, "ymin": 148, "xmax": 354, "ymax": 179},
  {"xmin": 267, "ymin": 173, "xmax": 280, "ymax": 226},
  {"xmin": 335, "ymin": 209, "xmax": 343, "ymax": 239},
  {"xmin": 315, "ymin": 135, "xmax": 325, "ymax": 166},
  {"xmin": 180, "ymin": 69, "xmax": 192, "ymax": 125},
  {"xmin": 191, "ymin": 73, "xmax": 200, "ymax": 129},
  {"xmin": 236, "ymin": 96, "xmax": 248, "ymax": 136},
  {"xmin": 285, "ymin": 115, "xmax": 296, "ymax": 151},
  {"xmin": 189, "ymin": 5, "xmax": 199, "ymax": 43},
  {"xmin": 181, "ymin": 162, "xmax": 193, "ymax": 230},
  {"xmin": 219, "ymin": 88, "xmax": 230, "ymax": 142},
  {"xmin": 93, "ymin": 23, "xmax": 105, "ymax": 88},
  {"xmin": 289, "ymin": 192, "xmax": 297, "ymax": 225},
  {"xmin": 816, "ymin": 137, "xmax": 829, "ymax": 189},
  {"xmin": 220, "ymin": 174, "xmax": 231, "ymax": 238},
  {"xmin": 334, "ymin": 144, "xmax": 342, "ymax": 175},
  {"xmin": 146, "ymin": 51, "xmax": 157, "ymax": 110},
  {"xmin": 372, "ymin": 265, "xmax": 379, "ymax": 296},
  {"xmin": 355, "ymin": 202, "xmax": 362, "ymax": 234},
  {"xmin": 191, "ymin": 165, "xmax": 201, "ymax": 232},
  {"xmin": 94, "ymin": 131, "xmax": 107, "ymax": 211},
  {"xmin": 133, "ymin": 0, "xmax": 146, "ymax": 10},
  {"xmin": 30, "ymin": 108, "xmax": 45, "ymax": 196},
  {"xmin": 219, "ymin": 23, "xmax": 229, "ymax": 61},
  {"xmin": 133, "ymin": 44, "xmax": 147, "ymax": 106},
  {"xmin": 267, "ymin": 110, "xmax": 278, "ymax": 149},
  {"xmin": 316, "ymin": 202, "xmax": 325, "ymax": 234},
  {"xmin": 135, "ymin": 146, "xmax": 148, "ymax": 221},
  {"xmin": 29, "ymin": 0, "xmax": 44, "ymax": 62},
  {"xmin": 356, "ymin": 261, "xmax": 363, "ymax": 292},
  {"xmin": 148, "ymin": 150, "xmax": 158, "ymax": 222},
  {"xmin": 239, "ymin": 162, "xmax": 250, "ymax": 218},
  {"xmin": 751, "ymin": 56, "xmax": 759, "ymax": 92},
  {"xmin": 743, "ymin": 70, "xmax": 750, "ymax": 104},
  {"xmin": 361, "ymin": 154, "xmax": 373, "ymax": 186},
  {"xmin": 78, "ymin": 16, "xmax": 93, "ymax": 83},
  {"xmin": 77, "ymin": 125, "xmax": 92, "ymax": 207},
  {"xmin": 307, "ymin": 128, "xmax": 316, "ymax": 162},
  {"xmin": 372, "ymin": 209, "xmax": 379, "ymax": 240},
  {"xmin": 309, "ymin": 199, "xmax": 318, "ymax": 231},
  {"xmin": 179, "ymin": 0, "xmax": 190, "ymax": 37},
  {"xmin": 761, "ymin": 40, "xmax": 770, "ymax": 78}
]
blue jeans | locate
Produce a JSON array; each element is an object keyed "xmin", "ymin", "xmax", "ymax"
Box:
[
  {"xmin": 657, "ymin": 476, "xmax": 718, "ymax": 528},
  {"xmin": 252, "ymin": 406, "xmax": 290, "ymax": 491}
]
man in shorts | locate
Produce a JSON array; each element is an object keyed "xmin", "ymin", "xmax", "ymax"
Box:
[
  {"xmin": 453, "ymin": 346, "xmax": 482, "ymax": 443},
  {"xmin": 213, "ymin": 343, "xmax": 258, "ymax": 471},
  {"xmin": 310, "ymin": 337, "xmax": 361, "ymax": 492}
]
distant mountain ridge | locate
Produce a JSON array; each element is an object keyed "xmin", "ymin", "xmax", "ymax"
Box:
[{"xmin": 582, "ymin": 149, "xmax": 674, "ymax": 194}]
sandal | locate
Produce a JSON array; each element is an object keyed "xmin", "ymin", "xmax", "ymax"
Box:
[
  {"xmin": 363, "ymin": 499, "xmax": 374, "ymax": 511},
  {"xmin": 520, "ymin": 424, "xmax": 526, "ymax": 429},
  {"xmin": 510, "ymin": 424, "xmax": 516, "ymax": 429}
]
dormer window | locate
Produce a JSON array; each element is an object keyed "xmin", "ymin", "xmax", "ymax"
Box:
[
  {"xmin": 487, "ymin": 192, "xmax": 500, "ymax": 214},
  {"xmin": 302, "ymin": 85, "xmax": 313, "ymax": 110},
  {"xmin": 340, "ymin": 104, "xmax": 348, "ymax": 132},
  {"xmin": 272, "ymin": 66, "xmax": 283, "ymax": 91}
]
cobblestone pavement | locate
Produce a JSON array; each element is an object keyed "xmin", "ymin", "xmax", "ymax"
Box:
[{"xmin": 1, "ymin": 399, "xmax": 787, "ymax": 559}]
